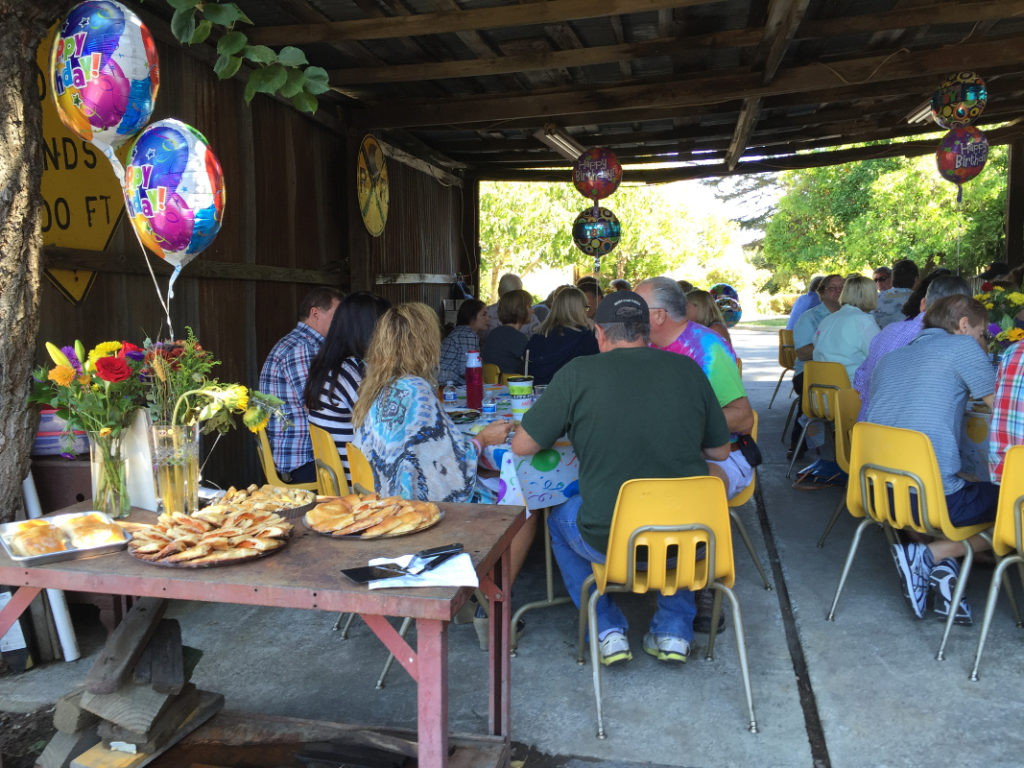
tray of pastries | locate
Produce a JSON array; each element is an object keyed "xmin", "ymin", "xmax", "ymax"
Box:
[
  {"xmin": 304, "ymin": 493, "xmax": 442, "ymax": 539},
  {"xmin": 123, "ymin": 506, "xmax": 293, "ymax": 568},
  {"xmin": 203, "ymin": 484, "xmax": 317, "ymax": 520},
  {"xmin": 0, "ymin": 512, "xmax": 129, "ymax": 566}
]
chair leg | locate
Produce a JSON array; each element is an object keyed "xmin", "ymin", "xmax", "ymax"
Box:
[
  {"xmin": 827, "ymin": 519, "xmax": 874, "ymax": 621},
  {"xmin": 817, "ymin": 497, "xmax": 846, "ymax": 548},
  {"xmin": 511, "ymin": 508, "xmax": 572, "ymax": 651},
  {"xmin": 705, "ymin": 588, "xmax": 724, "ymax": 660},
  {"xmin": 781, "ymin": 397, "xmax": 800, "ymax": 446},
  {"xmin": 586, "ymin": 589, "xmax": 607, "ymax": 739},
  {"xmin": 786, "ymin": 420, "xmax": 812, "ymax": 478},
  {"xmin": 971, "ymin": 555, "xmax": 1020, "ymax": 680},
  {"xmin": 729, "ymin": 510, "xmax": 771, "ymax": 590},
  {"xmin": 937, "ymin": 542, "xmax": 975, "ymax": 661},
  {"xmin": 375, "ymin": 617, "xmax": 412, "ymax": 689},
  {"xmin": 768, "ymin": 369, "xmax": 788, "ymax": 409},
  {"xmin": 712, "ymin": 583, "xmax": 758, "ymax": 733},
  {"xmin": 577, "ymin": 574, "xmax": 596, "ymax": 664},
  {"xmin": 333, "ymin": 612, "xmax": 356, "ymax": 636}
]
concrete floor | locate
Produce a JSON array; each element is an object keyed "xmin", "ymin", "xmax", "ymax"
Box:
[{"xmin": 5, "ymin": 325, "xmax": 1024, "ymax": 768}]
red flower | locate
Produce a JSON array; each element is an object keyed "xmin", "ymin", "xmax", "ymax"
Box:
[
  {"xmin": 982, "ymin": 281, "xmax": 994, "ymax": 291},
  {"xmin": 95, "ymin": 356, "xmax": 132, "ymax": 382},
  {"xmin": 118, "ymin": 342, "xmax": 144, "ymax": 360}
]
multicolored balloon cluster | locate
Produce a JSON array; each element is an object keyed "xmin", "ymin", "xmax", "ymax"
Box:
[
  {"xmin": 931, "ymin": 72, "xmax": 988, "ymax": 202},
  {"xmin": 571, "ymin": 147, "xmax": 623, "ymax": 263},
  {"xmin": 709, "ymin": 283, "xmax": 742, "ymax": 328},
  {"xmin": 50, "ymin": 0, "xmax": 225, "ymax": 283}
]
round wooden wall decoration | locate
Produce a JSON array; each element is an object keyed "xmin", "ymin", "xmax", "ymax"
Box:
[{"xmin": 357, "ymin": 135, "xmax": 389, "ymax": 237}]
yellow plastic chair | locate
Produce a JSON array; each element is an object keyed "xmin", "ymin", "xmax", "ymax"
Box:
[
  {"xmin": 575, "ymin": 477, "xmax": 757, "ymax": 737},
  {"xmin": 728, "ymin": 411, "xmax": 771, "ymax": 591},
  {"xmin": 826, "ymin": 423, "xmax": 992, "ymax": 660},
  {"xmin": 769, "ymin": 329, "xmax": 796, "ymax": 409},
  {"xmin": 786, "ymin": 360, "xmax": 850, "ymax": 478},
  {"xmin": 816, "ymin": 389, "xmax": 861, "ymax": 548},
  {"xmin": 346, "ymin": 442, "xmax": 376, "ymax": 494},
  {"xmin": 310, "ymin": 424, "xmax": 350, "ymax": 497},
  {"xmin": 483, "ymin": 362, "xmax": 501, "ymax": 384},
  {"xmin": 970, "ymin": 445, "xmax": 1024, "ymax": 681},
  {"xmin": 253, "ymin": 425, "xmax": 318, "ymax": 491}
]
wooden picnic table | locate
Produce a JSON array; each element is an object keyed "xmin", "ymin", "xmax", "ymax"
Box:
[{"xmin": 0, "ymin": 500, "xmax": 527, "ymax": 768}]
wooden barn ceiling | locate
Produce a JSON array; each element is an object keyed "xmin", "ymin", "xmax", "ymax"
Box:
[{"xmin": 150, "ymin": 0, "xmax": 1024, "ymax": 182}]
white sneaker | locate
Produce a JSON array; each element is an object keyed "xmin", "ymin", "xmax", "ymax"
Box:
[
  {"xmin": 598, "ymin": 631, "xmax": 632, "ymax": 666},
  {"xmin": 642, "ymin": 632, "xmax": 690, "ymax": 663}
]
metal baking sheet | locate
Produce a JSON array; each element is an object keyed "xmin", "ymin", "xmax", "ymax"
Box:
[{"xmin": 0, "ymin": 511, "xmax": 130, "ymax": 566}]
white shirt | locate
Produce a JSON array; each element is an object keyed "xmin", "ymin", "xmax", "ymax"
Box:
[{"xmin": 813, "ymin": 304, "xmax": 880, "ymax": 384}]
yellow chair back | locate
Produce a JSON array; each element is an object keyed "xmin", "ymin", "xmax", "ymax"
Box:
[
  {"xmin": 991, "ymin": 445, "xmax": 1024, "ymax": 557},
  {"xmin": 595, "ymin": 476, "xmax": 735, "ymax": 596},
  {"xmin": 253, "ymin": 425, "xmax": 318, "ymax": 491},
  {"xmin": 847, "ymin": 422, "xmax": 990, "ymax": 542},
  {"xmin": 778, "ymin": 329, "xmax": 796, "ymax": 370},
  {"xmin": 346, "ymin": 442, "xmax": 376, "ymax": 494},
  {"xmin": 483, "ymin": 362, "xmax": 501, "ymax": 385},
  {"xmin": 729, "ymin": 411, "xmax": 758, "ymax": 508},
  {"xmin": 802, "ymin": 360, "xmax": 850, "ymax": 422},
  {"xmin": 833, "ymin": 389, "xmax": 861, "ymax": 475},
  {"xmin": 310, "ymin": 424, "xmax": 349, "ymax": 497}
]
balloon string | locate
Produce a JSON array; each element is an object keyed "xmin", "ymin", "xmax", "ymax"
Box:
[
  {"xmin": 956, "ymin": 193, "xmax": 962, "ymax": 270},
  {"xmin": 129, "ymin": 217, "xmax": 175, "ymax": 340}
]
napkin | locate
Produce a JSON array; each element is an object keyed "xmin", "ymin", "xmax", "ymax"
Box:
[{"xmin": 366, "ymin": 553, "xmax": 479, "ymax": 590}]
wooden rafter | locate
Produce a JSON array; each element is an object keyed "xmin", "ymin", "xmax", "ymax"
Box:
[
  {"xmin": 246, "ymin": 0, "xmax": 719, "ymax": 45},
  {"xmin": 350, "ymin": 31, "xmax": 1024, "ymax": 129}
]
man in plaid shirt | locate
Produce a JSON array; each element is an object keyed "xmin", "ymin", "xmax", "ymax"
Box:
[
  {"xmin": 990, "ymin": 340, "xmax": 1024, "ymax": 483},
  {"xmin": 259, "ymin": 287, "xmax": 342, "ymax": 482}
]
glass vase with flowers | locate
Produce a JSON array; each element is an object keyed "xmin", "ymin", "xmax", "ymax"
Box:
[
  {"xmin": 975, "ymin": 282, "xmax": 1024, "ymax": 363},
  {"xmin": 142, "ymin": 329, "xmax": 286, "ymax": 515},
  {"xmin": 31, "ymin": 341, "xmax": 147, "ymax": 518}
]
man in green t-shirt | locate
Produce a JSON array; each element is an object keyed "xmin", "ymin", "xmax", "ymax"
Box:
[{"xmin": 510, "ymin": 291, "xmax": 730, "ymax": 666}]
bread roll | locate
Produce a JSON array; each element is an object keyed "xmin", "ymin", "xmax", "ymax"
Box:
[
  {"xmin": 67, "ymin": 521, "xmax": 124, "ymax": 549},
  {"xmin": 10, "ymin": 524, "xmax": 67, "ymax": 556}
]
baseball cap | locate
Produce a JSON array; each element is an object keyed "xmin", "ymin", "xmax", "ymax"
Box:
[
  {"xmin": 593, "ymin": 291, "xmax": 649, "ymax": 324},
  {"xmin": 979, "ymin": 261, "xmax": 1010, "ymax": 280}
]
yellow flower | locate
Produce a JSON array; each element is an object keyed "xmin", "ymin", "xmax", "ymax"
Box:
[
  {"xmin": 1010, "ymin": 328, "xmax": 1024, "ymax": 342},
  {"xmin": 47, "ymin": 365, "xmax": 76, "ymax": 386},
  {"xmin": 244, "ymin": 406, "xmax": 270, "ymax": 433},
  {"xmin": 225, "ymin": 385, "xmax": 249, "ymax": 412},
  {"xmin": 87, "ymin": 341, "xmax": 122, "ymax": 368},
  {"xmin": 1007, "ymin": 292, "xmax": 1024, "ymax": 305},
  {"xmin": 99, "ymin": 427, "xmax": 112, "ymax": 437},
  {"xmin": 985, "ymin": 302, "xmax": 994, "ymax": 310},
  {"xmin": 45, "ymin": 342, "xmax": 71, "ymax": 367},
  {"xmin": 994, "ymin": 286, "xmax": 1006, "ymax": 292}
]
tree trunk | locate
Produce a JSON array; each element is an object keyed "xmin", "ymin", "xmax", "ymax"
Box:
[{"xmin": 0, "ymin": 1, "xmax": 75, "ymax": 523}]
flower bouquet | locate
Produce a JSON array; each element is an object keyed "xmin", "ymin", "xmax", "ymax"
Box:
[
  {"xmin": 31, "ymin": 341, "xmax": 147, "ymax": 518},
  {"xmin": 975, "ymin": 283, "xmax": 1024, "ymax": 359},
  {"xmin": 141, "ymin": 330, "xmax": 286, "ymax": 516}
]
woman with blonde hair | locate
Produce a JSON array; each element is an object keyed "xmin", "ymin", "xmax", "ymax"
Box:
[
  {"xmin": 353, "ymin": 302, "xmax": 513, "ymax": 502},
  {"xmin": 812, "ymin": 274, "xmax": 880, "ymax": 382},
  {"xmin": 524, "ymin": 285, "xmax": 599, "ymax": 385},
  {"xmin": 685, "ymin": 288, "xmax": 733, "ymax": 350}
]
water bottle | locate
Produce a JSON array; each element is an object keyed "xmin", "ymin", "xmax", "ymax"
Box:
[
  {"xmin": 443, "ymin": 380, "xmax": 457, "ymax": 406},
  {"xmin": 465, "ymin": 350, "xmax": 483, "ymax": 410},
  {"xmin": 481, "ymin": 391, "xmax": 497, "ymax": 421}
]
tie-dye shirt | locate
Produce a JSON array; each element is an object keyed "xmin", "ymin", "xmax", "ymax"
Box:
[{"xmin": 653, "ymin": 322, "xmax": 746, "ymax": 408}]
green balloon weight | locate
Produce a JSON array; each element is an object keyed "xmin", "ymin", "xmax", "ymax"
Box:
[{"xmin": 530, "ymin": 449, "xmax": 561, "ymax": 473}]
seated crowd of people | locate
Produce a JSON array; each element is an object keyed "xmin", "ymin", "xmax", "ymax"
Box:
[
  {"xmin": 254, "ymin": 258, "xmax": 1024, "ymax": 666},
  {"xmin": 257, "ymin": 273, "xmax": 753, "ymax": 663},
  {"xmin": 789, "ymin": 258, "xmax": 1024, "ymax": 626}
]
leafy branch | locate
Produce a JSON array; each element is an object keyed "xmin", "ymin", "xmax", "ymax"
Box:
[{"xmin": 166, "ymin": 0, "xmax": 331, "ymax": 114}]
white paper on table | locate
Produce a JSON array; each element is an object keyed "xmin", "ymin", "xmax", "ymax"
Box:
[{"xmin": 365, "ymin": 553, "xmax": 479, "ymax": 590}]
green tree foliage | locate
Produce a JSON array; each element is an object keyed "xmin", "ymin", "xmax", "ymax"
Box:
[
  {"xmin": 167, "ymin": 0, "xmax": 331, "ymax": 114},
  {"xmin": 478, "ymin": 180, "xmax": 750, "ymax": 301},
  {"xmin": 761, "ymin": 147, "xmax": 1007, "ymax": 289}
]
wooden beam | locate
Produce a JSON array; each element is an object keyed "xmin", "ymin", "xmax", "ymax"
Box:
[
  {"xmin": 43, "ymin": 247, "xmax": 344, "ymax": 285},
  {"xmin": 351, "ymin": 31, "xmax": 1024, "ymax": 129},
  {"xmin": 376, "ymin": 137, "xmax": 464, "ymax": 186},
  {"xmin": 797, "ymin": 0, "xmax": 1024, "ymax": 39},
  {"xmin": 248, "ymin": 0, "xmax": 719, "ymax": 45},
  {"xmin": 725, "ymin": 98, "xmax": 764, "ymax": 170},
  {"xmin": 375, "ymin": 273, "xmax": 456, "ymax": 285}
]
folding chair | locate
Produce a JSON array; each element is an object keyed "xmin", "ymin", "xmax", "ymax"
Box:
[
  {"xmin": 786, "ymin": 360, "xmax": 850, "ymax": 478},
  {"xmin": 769, "ymin": 329, "xmax": 796, "ymax": 409},
  {"xmin": 253, "ymin": 425, "xmax": 318, "ymax": 491},
  {"xmin": 310, "ymin": 424, "xmax": 350, "ymax": 497},
  {"xmin": 728, "ymin": 411, "xmax": 771, "ymax": 590},
  {"xmin": 816, "ymin": 389, "xmax": 860, "ymax": 548}
]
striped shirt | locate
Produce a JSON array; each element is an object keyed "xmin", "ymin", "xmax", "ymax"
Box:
[
  {"xmin": 853, "ymin": 314, "xmax": 924, "ymax": 420},
  {"xmin": 308, "ymin": 357, "xmax": 364, "ymax": 486},
  {"xmin": 990, "ymin": 341, "xmax": 1024, "ymax": 483}
]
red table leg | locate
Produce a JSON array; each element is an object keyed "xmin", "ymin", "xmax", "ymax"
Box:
[
  {"xmin": 0, "ymin": 586, "xmax": 42, "ymax": 638},
  {"xmin": 488, "ymin": 545, "xmax": 512, "ymax": 741},
  {"xmin": 416, "ymin": 617, "xmax": 448, "ymax": 768}
]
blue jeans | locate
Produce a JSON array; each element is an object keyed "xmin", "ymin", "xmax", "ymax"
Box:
[{"xmin": 548, "ymin": 495, "xmax": 696, "ymax": 642}]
